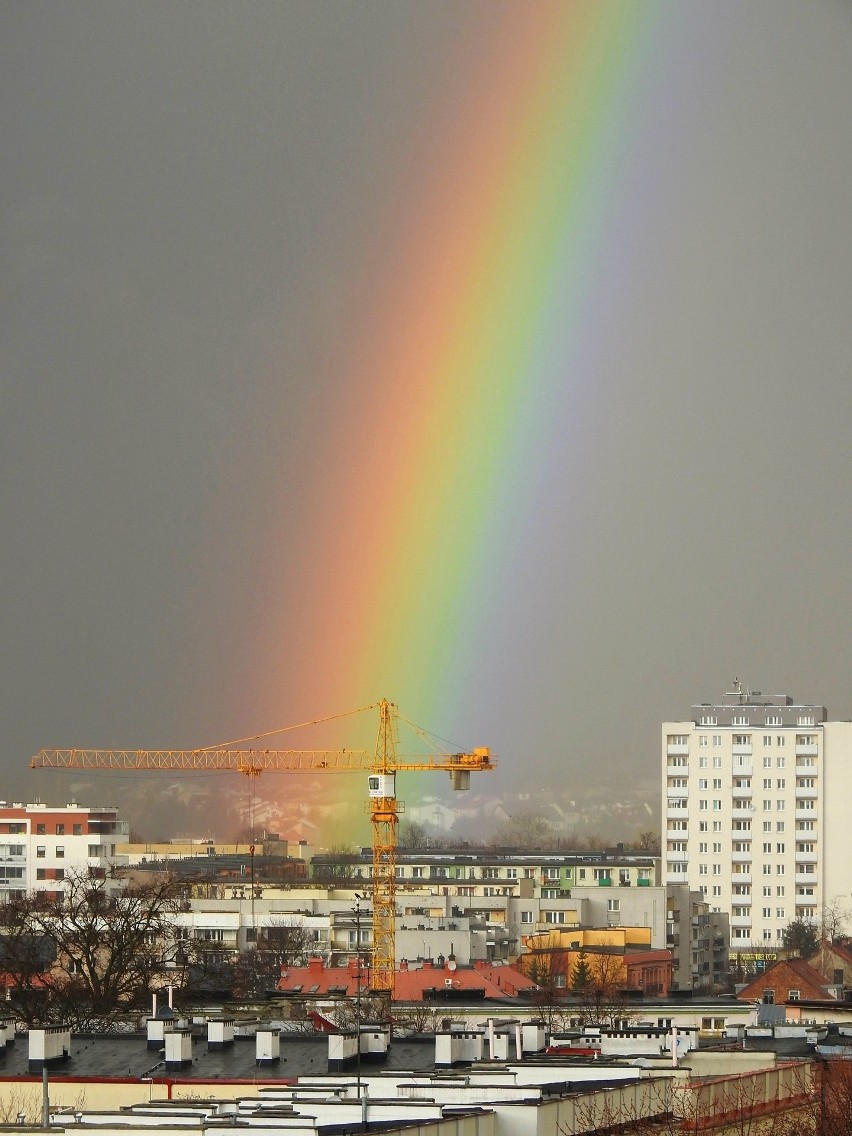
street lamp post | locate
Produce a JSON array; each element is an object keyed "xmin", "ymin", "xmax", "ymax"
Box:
[{"xmin": 354, "ymin": 893, "xmax": 364, "ymax": 1102}]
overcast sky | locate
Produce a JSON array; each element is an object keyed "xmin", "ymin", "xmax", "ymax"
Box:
[{"xmin": 2, "ymin": 2, "xmax": 851, "ymax": 830}]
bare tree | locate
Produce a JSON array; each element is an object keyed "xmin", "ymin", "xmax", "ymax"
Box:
[
  {"xmin": 522, "ymin": 934, "xmax": 572, "ymax": 1031},
  {"xmin": 0, "ymin": 868, "xmax": 184, "ymax": 1028},
  {"xmin": 821, "ymin": 898, "xmax": 851, "ymax": 944},
  {"xmin": 489, "ymin": 812, "xmax": 555, "ymax": 849},
  {"xmin": 233, "ymin": 918, "xmax": 309, "ymax": 998},
  {"xmin": 572, "ymin": 949, "xmax": 634, "ymax": 1029}
]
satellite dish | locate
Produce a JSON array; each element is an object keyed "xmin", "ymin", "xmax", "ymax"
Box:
[{"xmin": 447, "ymin": 959, "xmax": 457, "ymax": 971}]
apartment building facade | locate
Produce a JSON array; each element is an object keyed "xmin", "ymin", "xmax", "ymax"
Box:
[
  {"xmin": 663, "ymin": 684, "xmax": 852, "ymax": 958},
  {"xmin": 0, "ymin": 801, "xmax": 128, "ymax": 899}
]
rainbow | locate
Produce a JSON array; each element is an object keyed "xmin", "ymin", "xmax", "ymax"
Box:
[{"xmin": 249, "ymin": 3, "xmax": 678, "ymax": 822}]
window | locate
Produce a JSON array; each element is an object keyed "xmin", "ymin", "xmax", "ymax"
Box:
[
  {"xmin": 412, "ymin": 867, "xmax": 424, "ymax": 879},
  {"xmin": 699, "ymin": 737, "xmax": 708, "ymax": 748},
  {"xmin": 520, "ymin": 911, "xmax": 533, "ymax": 924},
  {"xmin": 699, "ymin": 865, "xmax": 708, "ymax": 876},
  {"xmin": 788, "ymin": 989, "xmax": 800, "ymax": 1001},
  {"xmin": 763, "ymin": 842, "xmax": 772, "ymax": 854},
  {"xmin": 776, "ymin": 801, "xmax": 785, "ymax": 811},
  {"xmin": 776, "ymin": 756, "xmax": 786, "ymax": 768},
  {"xmin": 699, "ymin": 821, "xmax": 708, "ymax": 832},
  {"xmin": 776, "ymin": 822, "xmax": 785, "ymax": 832},
  {"xmin": 36, "ymin": 846, "xmax": 45, "ymax": 858},
  {"xmin": 506, "ymin": 868, "xmax": 517, "ymax": 879},
  {"xmin": 712, "ymin": 885, "xmax": 722, "ymax": 896},
  {"xmin": 699, "ymin": 755, "xmax": 708, "ymax": 767},
  {"xmin": 777, "ymin": 736, "xmax": 785, "ymax": 747},
  {"xmin": 763, "ymin": 736, "xmax": 772, "ymax": 747},
  {"xmin": 763, "ymin": 779, "xmax": 772, "ymax": 790},
  {"xmin": 712, "ymin": 864, "xmax": 721, "ymax": 875},
  {"xmin": 593, "ymin": 869, "xmax": 610, "ymax": 881},
  {"xmin": 36, "ymin": 824, "xmax": 46, "ymax": 835},
  {"xmin": 763, "ymin": 822, "xmax": 772, "ymax": 832},
  {"xmin": 713, "ymin": 735, "xmax": 722, "ymax": 747},
  {"xmin": 699, "ymin": 800, "xmax": 708, "ymax": 811},
  {"xmin": 699, "ymin": 842, "xmax": 708, "ymax": 853},
  {"xmin": 763, "ymin": 886, "xmax": 772, "ymax": 897},
  {"xmin": 607, "ymin": 899, "xmax": 620, "ymax": 912},
  {"xmin": 713, "ymin": 756, "xmax": 722, "ymax": 768},
  {"xmin": 766, "ymin": 716, "xmax": 782, "ymax": 727},
  {"xmin": 55, "ymin": 868, "xmax": 64, "ymax": 880},
  {"xmin": 699, "ymin": 715, "xmax": 717, "ymax": 725},
  {"xmin": 776, "ymin": 843, "xmax": 785, "ymax": 854},
  {"xmin": 763, "ymin": 756, "xmax": 772, "ymax": 768},
  {"xmin": 541, "ymin": 888, "xmax": 561, "ymax": 898},
  {"xmin": 56, "ymin": 846, "xmax": 65, "ymax": 858},
  {"xmin": 713, "ymin": 821, "xmax": 722, "ymax": 832},
  {"xmin": 713, "ymin": 842, "xmax": 722, "ymax": 853},
  {"xmin": 713, "ymin": 779, "xmax": 722, "ymax": 790},
  {"xmin": 55, "ymin": 824, "xmax": 65, "ymax": 835},
  {"xmin": 698, "ymin": 778, "xmax": 708, "ymax": 790},
  {"xmin": 797, "ymin": 717, "xmax": 815, "ymax": 727},
  {"xmin": 544, "ymin": 911, "xmax": 565, "ymax": 924},
  {"xmin": 732, "ymin": 719, "xmax": 749, "ymax": 728},
  {"xmin": 764, "ymin": 800, "xmax": 772, "ymax": 811},
  {"xmin": 88, "ymin": 844, "xmax": 100, "ymax": 857},
  {"xmin": 777, "ymin": 865, "xmax": 785, "ymax": 875},
  {"xmin": 762, "ymin": 907, "xmax": 772, "ymax": 918},
  {"xmin": 73, "ymin": 824, "xmax": 82, "ymax": 836},
  {"xmin": 712, "ymin": 800, "xmax": 721, "ymax": 811},
  {"xmin": 36, "ymin": 868, "xmax": 46, "ymax": 880},
  {"xmin": 543, "ymin": 867, "xmax": 560, "ymax": 880},
  {"xmin": 777, "ymin": 908, "xmax": 786, "ymax": 919},
  {"xmin": 668, "ymin": 735, "xmax": 688, "ymax": 746}
]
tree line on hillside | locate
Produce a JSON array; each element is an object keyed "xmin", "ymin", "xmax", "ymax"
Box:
[{"xmin": 398, "ymin": 817, "xmax": 661, "ymax": 852}]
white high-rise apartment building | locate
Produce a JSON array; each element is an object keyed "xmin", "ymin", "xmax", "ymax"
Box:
[{"xmin": 663, "ymin": 683, "xmax": 852, "ymax": 953}]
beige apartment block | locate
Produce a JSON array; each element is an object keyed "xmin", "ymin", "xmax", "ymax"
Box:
[{"xmin": 663, "ymin": 683, "xmax": 852, "ymax": 959}]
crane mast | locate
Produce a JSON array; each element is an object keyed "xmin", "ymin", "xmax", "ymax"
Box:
[{"xmin": 31, "ymin": 698, "xmax": 493, "ymax": 997}]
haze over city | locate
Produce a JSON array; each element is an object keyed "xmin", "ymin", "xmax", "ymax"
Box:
[{"xmin": 3, "ymin": 2, "xmax": 851, "ymax": 843}]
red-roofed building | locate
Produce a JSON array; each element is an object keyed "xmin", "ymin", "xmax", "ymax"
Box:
[
  {"xmin": 624, "ymin": 950, "xmax": 674, "ymax": 996},
  {"xmin": 737, "ymin": 957, "xmax": 834, "ymax": 1007},
  {"xmin": 807, "ymin": 939, "xmax": 852, "ymax": 993},
  {"xmin": 275, "ymin": 956, "xmax": 537, "ymax": 1002}
]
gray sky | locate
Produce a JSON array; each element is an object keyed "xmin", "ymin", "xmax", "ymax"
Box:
[{"xmin": 2, "ymin": 2, "xmax": 851, "ymax": 834}]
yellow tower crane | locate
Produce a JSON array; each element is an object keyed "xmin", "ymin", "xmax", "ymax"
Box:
[{"xmin": 30, "ymin": 698, "xmax": 494, "ymax": 996}]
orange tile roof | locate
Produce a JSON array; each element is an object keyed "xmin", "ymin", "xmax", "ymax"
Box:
[{"xmin": 275, "ymin": 958, "xmax": 537, "ymax": 1001}]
